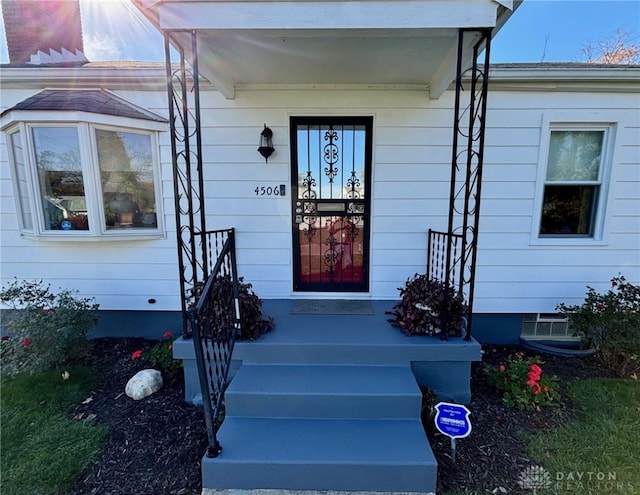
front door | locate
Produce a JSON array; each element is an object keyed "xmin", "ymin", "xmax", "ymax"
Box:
[{"xmin": 291, "ymin": 117, "xmax": 372, "ymax": 292}]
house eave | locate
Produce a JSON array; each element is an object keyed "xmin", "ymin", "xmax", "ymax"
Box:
[
  {"xmin": 153, "ymin": 1, "xmax": 501, "ymax": 31},
  {"xmin": 0, "ymin": 65, "xmax": 170, "ymax": 91},
  {"xmin": 489, "ymin": 65, "xmax": 640, "ymax": 93},
  {"xmin": 1, "ymin": 64, "xmax": 637, "ymax": 94}
]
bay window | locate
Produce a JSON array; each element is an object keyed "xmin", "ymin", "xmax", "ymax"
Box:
[{"xmin": 5, "ymin": 121, "xmax": 163, "ymax": 239}]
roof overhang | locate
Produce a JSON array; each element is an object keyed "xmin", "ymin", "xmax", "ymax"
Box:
[{"xmin": 133, "ymin": 0, "xmax": 520, "ymax": 99}]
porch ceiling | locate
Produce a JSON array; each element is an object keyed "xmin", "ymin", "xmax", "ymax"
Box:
[{"xmin": 133, "ymin": 1, "xmax": 519, "ymax": 99}]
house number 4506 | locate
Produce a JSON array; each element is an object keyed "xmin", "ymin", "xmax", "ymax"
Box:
[{"xmin": 254, "ymin": 185, "xmax": 285, "ymax": 196}]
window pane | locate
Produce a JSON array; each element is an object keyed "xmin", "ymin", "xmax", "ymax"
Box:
[
  {"xmin": 546, "ymin": 130, "xmax": 603, "ymax": 182},
  {"xmin": 540, "ymin": 185, "xmax": 597, "ymax": 235},
  {"xmin": 32, "ymin": 127, "xmax": 89, "ymax": 231},
  {"xmin": 97, "ymin": 129, "xmax": 157, "ymax": 229},
  {"xmin": 10, "ymin": 131, "xmax": 34, "ymax": 230}
]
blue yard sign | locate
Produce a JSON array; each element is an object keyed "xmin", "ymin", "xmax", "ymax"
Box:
[
  {"xmin": 434, "ymin": 402, "xmax": 472, "ymax": 465},
  {"xmin": 434, "ymin": 402, "xmax": 472, "ymax": 439}
]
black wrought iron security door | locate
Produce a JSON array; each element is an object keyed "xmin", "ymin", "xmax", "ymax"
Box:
[{"xmin": 291, "ymin": 117, "xmax": 372, "ymax": 292}]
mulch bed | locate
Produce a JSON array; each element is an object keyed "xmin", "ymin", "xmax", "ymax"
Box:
[
  {"xmin": 66, "ymin": 338, "xmax": 207, "ymax": 495},
  {"xmin": 65, "ymin": 338, "xmax": 614, "ymax": 495}
]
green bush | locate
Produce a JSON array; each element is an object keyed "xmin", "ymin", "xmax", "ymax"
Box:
[
  {"xmin": 486, "ymin": 353, "xmax": 561, "ymax": 411},
  {"xmin": 557, "ymin": 275, "xmax": 640, "ymax": 377},
  {"xmin": 131, "ymin": 330, "xmax": 182, "ymax": 371},
  {"xmin": 0, "ymin": 280, "xmax": 99, "ymax": 376}
]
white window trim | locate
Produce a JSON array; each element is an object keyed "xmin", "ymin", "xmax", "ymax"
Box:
[
  {"xmin": 3, "ymin": 114, "xmax": 166, "ymax": 241},
  {"xmin": 529, "ymin": 112, "xmax": 620, "ymax": 246}
]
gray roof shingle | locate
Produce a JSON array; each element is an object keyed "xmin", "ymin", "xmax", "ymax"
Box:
[{"xmin": 1, "ymin": 89, "xmax": 167, "ymax": 122}]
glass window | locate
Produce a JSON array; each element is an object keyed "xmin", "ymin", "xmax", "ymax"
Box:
[
  {"xmin": 10, "ymin": 130, "xmax": 34, "ymax": 230},
  {"xmin": 540, "ymin": 130, "xmax": 605, "ymax": 237},
  {"xmin": 5, "ymin": 121, "xmax": 162, "ymax": 239},
  {"xmin": 32, "ymin": 127, "xmax": 89, "ymax": 231},
  {"xmin": 97, "ymin": 129, "xmax": 157, "ymax": 230},
  {"xmin": 521, "ymin": 313, "xmax": 573, "ymax": 339}
]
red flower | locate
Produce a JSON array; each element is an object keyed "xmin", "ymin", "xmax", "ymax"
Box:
[
  {"xmin": 499, "ymin": 364, "xmax": 506, "ymax": 372},
  {"xmin": 168, "ymin": 344, "xmax": 173, "ymax": 351},
  {"xmin": 1, "ymin": 335, "xmax": 9, "ymax": 341},
  {"xmin": 544, "ymin": 385, "xmax": 550, "ymax": 392},
  {"xmin": 531, "ymin": 383, "xmax": 542, "ymax": 395},
  {"xmin": 527, "ymin": 371, "xmax": 541, "ymax": 382},
  {"xmin": 131, "ymin": 349, "xmax": 143, "ymax": 359},
  {"xmin": 597, "ymin": 302, "xmax": 607, "ymax": 312},
  {"xmin": 163, "ymin": 331, "xmax": 173, "ymax": 339},
  {"xmin": 21, "ymin": 338, "xmax": 31, "ymax": 348},
  {"xmin": 528, "ymin": 364, "xmax": 542, "ymax": 382}
]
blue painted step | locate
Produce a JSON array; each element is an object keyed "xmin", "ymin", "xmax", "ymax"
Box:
[
  {"xmin": 226, "ymin": 363, "xmax": 422, "ymax": 419},
  {"xmin": 204, "ymin": 417, "xmax": 437, "ymax": 492}
]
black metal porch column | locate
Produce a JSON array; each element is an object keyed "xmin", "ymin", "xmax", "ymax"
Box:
[
  {"xmin": 163, "ymin": 30, "xmax": 242, "ymax": 459},
  {"xmin": 164, "ymin": 30, "xmax": 208, "ymax": 337},
  {"xmin": 444, "ymin": 28, "xmax": 492, "ymax": 340}
]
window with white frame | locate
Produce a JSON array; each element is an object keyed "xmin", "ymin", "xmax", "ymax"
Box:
[
  {"xmin": 522, "ymin": 313, "xmax": 576, "ymax": 339},
  {"xmin": 5, "ymin": 122, "xmax": 163, "ymax": 238},
  {"xmin": 538, "ymin": 126, "xmax": 612, "ymax": 239}
]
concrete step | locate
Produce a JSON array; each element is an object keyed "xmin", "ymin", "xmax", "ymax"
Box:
[
  {"xmin": 204, "ymin": 417, "xmax": 437, "ymax": 492},
  {"xmin": 226, "ymin": 363, "xmax": 422, "ymax": 419}
]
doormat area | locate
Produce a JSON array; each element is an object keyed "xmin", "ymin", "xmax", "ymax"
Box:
[{"xmin": 290, "ymin": 299, "xmax": 374, "ymax": 315}]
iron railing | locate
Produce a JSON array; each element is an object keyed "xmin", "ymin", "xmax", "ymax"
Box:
[
  {"xmin": 164, "ymin": 30, "xmax": 240, "ymax": 457},
  {"xmin": 188, "ymin": 228, "xmax": 240, "ymax": 457},
  {"xmin": 427, "ymin": 229, "xmax": 464, "ymax": 293}
]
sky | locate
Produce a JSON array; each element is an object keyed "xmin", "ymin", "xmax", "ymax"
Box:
[{"xmin": 0, "ymin": 0, "xmax": 639, "ymax": 64}]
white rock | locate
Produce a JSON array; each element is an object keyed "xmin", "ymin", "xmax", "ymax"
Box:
[{"xmin": 125, "ymin": 369, "xmax": 163, "ymax": 400}]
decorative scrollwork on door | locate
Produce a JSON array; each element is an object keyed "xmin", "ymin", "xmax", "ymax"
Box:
[{"xmin": 323, "ymin": 127, "xmax": 339, "ymax": 182}]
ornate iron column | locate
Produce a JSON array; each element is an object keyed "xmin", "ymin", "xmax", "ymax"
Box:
[
  {"xmin": 444, "ymin": 28, "xmax": 492, "ymax": 340},
  {"xmin": 164, "ymin": 30, "xmax": 208, "ymax": 337}
]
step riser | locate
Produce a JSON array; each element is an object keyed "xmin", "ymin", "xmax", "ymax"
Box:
[
  {"xmin": 225, "ymin": 364, "xmax": 423, "ymax": 419},
  {"xmin": 202, "ymin": 461, "xmax": 437, "ymax": 492},
  {"xmin": 233, "ymin": 343, "xmax": 478, "ymax": 365},
  {"xmin": 225, "ymin": 394, "xmax": 422, "ymax": 419}
]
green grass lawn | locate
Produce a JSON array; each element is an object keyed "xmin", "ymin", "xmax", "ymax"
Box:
[
  {"xmin": 1, "ymin": 367, "xmax": 108, "ymax": 495},
  {"xmin": 528, "ymin": 378, "xmax": 640, "ymax": 495}
]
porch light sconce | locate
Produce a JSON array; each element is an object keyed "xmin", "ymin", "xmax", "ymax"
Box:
[{"xmin": 258, "ymin": 124, "xmax": 275, "ymax": 163}]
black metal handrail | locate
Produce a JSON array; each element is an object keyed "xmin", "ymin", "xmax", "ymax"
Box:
[
  {"xmin": 188, "ymin": 228, "xmax": 240, "ymax": 457},
  {"xmin": 182, "ymin": 228, "xmax": 236, "ymax": 338}
]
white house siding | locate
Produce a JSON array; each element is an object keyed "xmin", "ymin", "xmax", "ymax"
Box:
[
  {"xmin": 477, "ymin": 90, "xmax": 640, "ymax": 313},
  {"xmin": 1, "ymin": 75, "xmax": 639, "ymax": 320}
]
